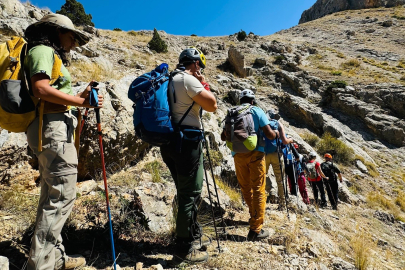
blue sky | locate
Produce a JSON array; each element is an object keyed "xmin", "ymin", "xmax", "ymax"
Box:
[{"xmin": 28, "ymin": 0, "xmax": 316, "ymax": 36}]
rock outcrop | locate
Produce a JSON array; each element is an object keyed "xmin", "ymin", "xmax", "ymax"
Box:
[{"xmin": 299, "ymin": 0, "xmax": 405, "ymax": 24}]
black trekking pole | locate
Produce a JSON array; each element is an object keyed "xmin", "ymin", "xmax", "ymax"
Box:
[
  {"xmin": 288, "ymin": 145, "xmax": 299, "ymax": 208},
  {"xmin": 200, "ymin": 112, "xmax": 226, "ymax": 251},
  {"xmin": 202, "ymin": 155, "xmax": 222, "ymax": 251},
  {"xmin": 276, "ymin": 138, "xmax": 290, "ymax": 220}
]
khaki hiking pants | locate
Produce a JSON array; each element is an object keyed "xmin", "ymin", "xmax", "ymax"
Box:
[
  {"xmin": 265, "ymin": 152, "xmax": 285, "ymax": 206},
  {"xmin": 26, "ymin": 111, "xmax": 78, "ymax": 270},
  {"xmin": 234, "ymin": 151, "xmax": 266, "ymax": 233}
]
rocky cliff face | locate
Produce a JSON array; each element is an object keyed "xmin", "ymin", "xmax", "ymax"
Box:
[{"xmin": 299, "ymin": 0, "xmax": 405, "ymax": 24}]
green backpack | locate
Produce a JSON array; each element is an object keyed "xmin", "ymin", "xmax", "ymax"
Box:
[{"xmin": 224, "ymin": 104, "xmax": 257, "ymax": 153}]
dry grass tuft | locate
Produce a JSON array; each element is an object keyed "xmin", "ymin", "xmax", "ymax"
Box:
[
  {"xmin": 69, "ymin": 61, "xmax": 119, "ymax": 83},
  {"xmin": 395, "ymin": 191, "xmax": 405, "ymax": 212},
  {"xmin": 350, "ymin": 230, "xmax": 375, "ymax": 270},
  {"xmin": 367, "ymin": 191, "xmax": 396, "ymax": 210},
  {"xmin": 0, "ymin": 188, "xmax": 38, "ymax": 225},
  {"xmin": 216, "ymin": 177, "xmax": 243, "ymax": 209},
  {"xmin": 341, "ymin": 59, "xmax": 361, "ymax": 69}
]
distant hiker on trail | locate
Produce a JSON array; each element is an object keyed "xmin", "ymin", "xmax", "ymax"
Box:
[
  {"xmin": 221, "ymin": 90, "xmax": 278, "ymax": 241},
  {"xmin": 159, "ymin": 47, "xmax": 217, "ymax": 264},
  {"xmin": 321, "ymin": 153, "xmax": 343, "ymax": 210},
  {"xmin": 24, "ymin": 14, "xmax": 102, "ymax": 270},
  {"xmin": 289, "ymin": 143, "xmax": 310, "ymax": 204},
  {"xmin": 263, "ymin": 110, "xmax": 292, "ymax": 207},
  {"xmin": 305, "ymin": 152, "xmax": 328, "ymax": 207}
]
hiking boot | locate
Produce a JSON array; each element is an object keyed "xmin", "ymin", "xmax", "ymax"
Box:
[
  {"xmin": 172, "ymin": 244, "xmax": 208, "ymax": 265},
  {"xmin": 62, "ymin": 255, "xmax": 86, "ymax": 269},
  {"xmin": 267, "ymin": 194, "xmax": 277, "ymax": 204},
  {"xmin": 320, "ymin": 202, "xmax": 327, "ymax": 208},
  {"xmin": 332, "ymin": 204, "xmax": 338, "ymax": 210},
  {"xmin": 246, "ymin": 229, "xmax": 269, "ymax": 241},
  {"xmin": 192, "ymin": 234, "xmax": 212, "ymax": 250}
]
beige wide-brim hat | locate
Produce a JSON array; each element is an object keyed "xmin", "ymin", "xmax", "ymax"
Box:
[{"xmin": 26, "ymin": 13, "xmax": 91, "ymax": 46}]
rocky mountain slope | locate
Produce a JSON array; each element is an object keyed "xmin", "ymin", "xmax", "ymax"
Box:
[
  {"xmin": 299, "ymin": 0, "xmax": 405, "ymax": 23},
  {"xmin": 1, "ymin": 1, "xmax": 405, "ymax": 269}
]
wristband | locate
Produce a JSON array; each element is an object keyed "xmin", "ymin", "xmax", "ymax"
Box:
[{"xmin": 201, "ymin": 82, "xmax": 210, "ymax": 91}]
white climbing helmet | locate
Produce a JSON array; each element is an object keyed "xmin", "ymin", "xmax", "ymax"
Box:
[{"xmin": 239, "ymin": 89, "xmax": 255, "ymax": 100}]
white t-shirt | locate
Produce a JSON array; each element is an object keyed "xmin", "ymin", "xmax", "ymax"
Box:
[{"xmin": 169, "ymin": 71, "xmax": 203, "ymax": 128}]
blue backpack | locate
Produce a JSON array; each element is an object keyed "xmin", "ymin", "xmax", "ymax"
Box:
[
  {"xmin": 264, "ymin": 119, "xmax": 280, "ymax": 154},
  {"xmin": 128, "ymin": 64, "xmax": 193, "ymax": 146},
  {"xmin": 282, "ymin": 144, "xmax": 293, "ymax": 166}
]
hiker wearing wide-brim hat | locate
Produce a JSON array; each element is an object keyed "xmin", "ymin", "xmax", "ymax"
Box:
[
  {"xmin": 24, "ymin": 13, "xmax": 102, "ymax": 270},
  {"xmin": 25, "ymin": 13, "xmax": 90, "ymax": 47}
]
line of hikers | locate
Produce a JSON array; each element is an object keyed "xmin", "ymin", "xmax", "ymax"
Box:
[{"xmin": 0, "ymin": 13, "xmax": 342, "ymax": 269}]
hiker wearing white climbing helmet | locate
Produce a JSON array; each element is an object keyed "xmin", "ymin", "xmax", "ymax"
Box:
[
  {"xmin": 24, "ymin": 13, "xmax": 103, "ymax": 270},
  {"xmin": 221, "ymin": 89, "xmax": 278, "ymax": 242},
  {"xmin": 321, "ymin": 153, "xmax": 343, "ymax": 210},
  {"xmin": 161, "ymin": 47, "xmax": 216, "ymax": 265},
  {"xmin": 305, "ymin": 151, "xmax": 328, "ymax": 207}
]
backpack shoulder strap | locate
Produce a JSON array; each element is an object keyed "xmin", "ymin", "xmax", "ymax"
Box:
[
  {"xmin": 169, "ymin": 70, "xmax": 195, "ymax": 128},
  {"xmin": 50, "ymin": 52, "xmax": 64, "ymax": 85}
]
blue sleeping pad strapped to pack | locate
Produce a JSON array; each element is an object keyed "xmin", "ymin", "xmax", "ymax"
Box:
[{"xmin": 128, "ymin": 63, "xmax": 174, "ymax": 146}]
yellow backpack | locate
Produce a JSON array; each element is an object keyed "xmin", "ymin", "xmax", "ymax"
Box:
[
  {"xmin": 0, "ymin": 37, "xmax": 73, "ymax": 151},
  {"xmin": 0, "ymin": 37, "xmax": 36, "ymax": 132}
]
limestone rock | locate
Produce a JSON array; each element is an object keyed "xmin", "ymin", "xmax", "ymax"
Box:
[
  {"xmin": 134, "ymin": 182, "xmax": 176, "ymax": 233},
  {"xmin": 76, "ymin": 180, "xmax": 99, "ymax": 195},
  {"xmin": 228, "ymin": 46, "xmax": 252, "ymax": 78},
  {"xmin": 228, "ymin": 89, "xmax": 241, "ymax": 105},
  {"xmin": 355, "ymin": 160, "xmax": 368, "ymax": 174},
  {"xmin": 302, "ymin": 228, "xmax": 336, "ymax": 254},
  {"xmin": 338, "ymin": 182, "xmax": 359, "ymax": 205},
  {"xmin": 0, "ymin": 256, "xmax": 9, "ymax": 270},
  {"xmin": 83, "ymin": 25, "xmax": 100, "ymax": 37},
  {"xmin": 148, "ymin": 264, "xmax": 163, "ymax": 270},
  {"xmin": 374, "ymin": 210, "xmax": 395, "ymax": 224},
  {"xmin": 331, "ymin": 256, "xmax": 356, "ymax": 270},
  {"xmin": 71, "ymin": 76, "xmax": 150, "ymax": 179}
]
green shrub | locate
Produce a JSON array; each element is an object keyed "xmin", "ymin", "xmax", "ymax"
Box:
[
  {"xmin": 148, "ymin": 28, "xmax": 168, "ymax": 53},
  {"xmin": 257, "ymin": 77, "xmax": 263, "ymax": 86},
  {"xmin": 327, "ymin": 80, "xmax": 347, "ymax": 90},
  {"xmin": 113, "ymin": 28, "xmax": 122, "ymax": 31},
  {"xmin": 128, "ymin": 30, "xmax": 137, "ymax": 36},
  {"xmin": 330, "ymin": 70, "xmax": 342, "ymax": 76},
  {"xmin": 274, "ymin": 55, "xmax": 286, "ymax": 64},
  {"xmin": 190, "ymin": 34, "xmax": 197, "ymax": 37},
  {"xmin": 56, "ymin": 0, "xmax": 94, "ymax": 26},
  {"xmin": 301, "ymin": 132, "xmax": 320, "ymax": 147},
  {"xmin": 144, "ymin": 160, "xmax": 163, "ymax": 183},
  {"xmin": 237, "ymin": 29, "xmax": 247, "ymax": 41},
  {"xmin": 316, "ymin": 133, "xmax": 354, "ymax": 164}
]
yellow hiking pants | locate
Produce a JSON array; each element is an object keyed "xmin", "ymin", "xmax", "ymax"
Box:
[
  {"xmin": 234, "ymin": 151, "xmax": 266, "ymax": 233},
  {"xmin": 265, "ymin": 152, "xmax": 285, "ymax": 206}
]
